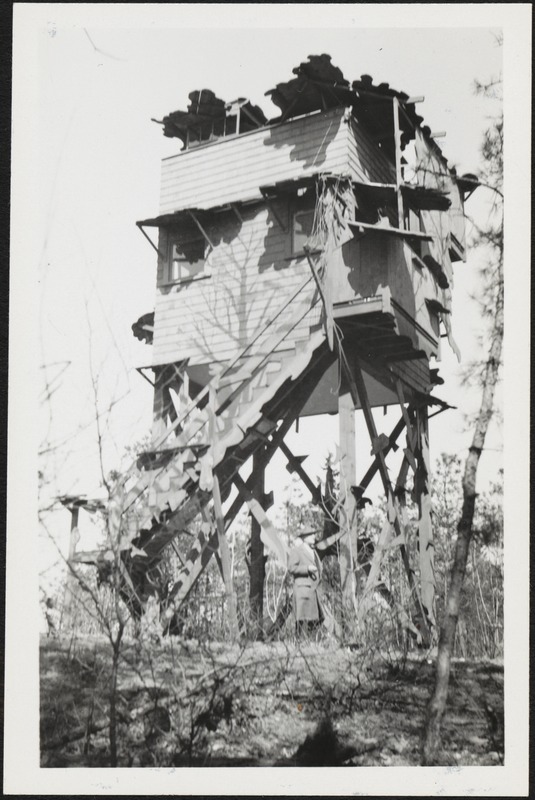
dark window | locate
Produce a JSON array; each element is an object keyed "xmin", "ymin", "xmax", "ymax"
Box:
[
  {"xmin": 292, "ymin": 209, "xmax": 315, "ymax": 254},
  {"xmin": 167, "ymin": 234, "xmax": 206, "ymax": 283}
]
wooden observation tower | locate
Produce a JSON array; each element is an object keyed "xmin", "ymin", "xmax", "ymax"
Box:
[{"xmin": 74, "ymin": 56, "xmax": 476, "ymax": 643}]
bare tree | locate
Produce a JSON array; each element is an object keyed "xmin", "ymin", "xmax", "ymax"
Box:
[{"xmin": 422, "ymin": 80, "xmax": 503, "ymax": 765}]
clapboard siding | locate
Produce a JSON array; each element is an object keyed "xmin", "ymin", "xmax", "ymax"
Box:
[
  {"xmin": 348, "ymin": 118, "xmax": 396, "ymax": 184},
  {"xmin": 152, "ymin": 205, "xmax": 319, "ymax": 367},
  {"xmin": 160, "ymin": 135, "xmax": 348, "ymax": 197},
  {"xmin": 159, "ymin": 108, "xmax": 350, "ymax": 214},
  {"xmin": 389, "ymin": 357, "xmax": 430, "ymax": 394},
  {"xmin": 331, "ymin": 234, "xmax": 440, "ymax": 357},
  {"xmin": 160, "ymin": 108, "xmax": 398, "ymax": 216},
  {"xmin": 152, "ymin": 106, "xmax": 438, "ymax": 373}
]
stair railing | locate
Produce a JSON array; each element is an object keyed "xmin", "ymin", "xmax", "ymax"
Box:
[
  {"xmin": 120, "ymin": 273, "xmax": 323, "ymax": 516},
  {"xmin": 151, "ymin": 273, "xmax": 318, "ymax": 453}
]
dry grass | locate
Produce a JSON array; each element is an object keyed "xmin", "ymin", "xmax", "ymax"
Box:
[{"xmin": 40, "ymin": 633, "xmax": 503, "ymax": 768}]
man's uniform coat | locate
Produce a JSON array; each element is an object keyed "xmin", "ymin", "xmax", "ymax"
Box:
[{"xmin": 288, "ymin": 539, "xmax": 323, "ymax": 622}]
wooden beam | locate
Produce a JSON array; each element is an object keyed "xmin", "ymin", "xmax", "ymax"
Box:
[
  {"xmin": 212, "ymin": 474, "xmax": 239, "ymax": 640},
  {"xmin": 163, "ymin": 528, "xmax": 220, "ymax": 620},
  {"xmin": 338, "ymin": 390, "xmax": 358, "ymax": 608},
  {"xmin": 348, "ymin": 221, "xmax": 433, "ymax": 241},
  {"xmin": 355, "ymin": 414, "xmax": 406, "ymax": 495},
  {"xmin": 160, "ymin": 339, "xmax": 333, "ymax": 615},
  {"xmin": 62, "ymin": 507, "xmax": 81, "ymax": 626},
  {"xmin": 279, "ymin": 441, "xmax": 321, "ymax": 503},
  {"xmin": 303, "ymin": 243, "xmax": 334, "ymax": 350},
  {"xmin": 233, "ymin": 473, "xmax": 288, "ymax": 568},
  {"xmin": 394, "ymin": 379, "xmax": 417, "ymax": 452},
  {"xmin": 187, "ymin": 209, "xmax": 215, "ymax": 250},
  {"xmin": 249, "ymin": 451, "xmax": 266, "ymax": 637},
  {"xmin": 136, "ymin": 222, "xmax": 165, "ymax": 259},
  {"xmin": 259, "ymin": 190, "xmax": 289, "ymax": 233},
  {"xmin": 344, "ymin": 350, "xmax": 430, "ymax": 641},
  {"xmin": 136, "ymin": 367, "xmax": 155, "ymax": 388},
  {"xmin": 358, "ymin": 442, "xmax": 421, "ymax": 641},
  {"xmin": 230, "ymin": 203, "xmax": 243, "ymax": 224},
  {"xmin": 393, "ymin": 97, "xmax": 405, "ymax": 228},
  {"xmin": 152, "ymin": 369, "xmax": 168, "ymax": 442},
  {"xmin": 415, "ymin": 406, "xmax": 436, "ymax": 639},
  {"xmin": 163, "ymin": 402, "xmax": 307, "ymax": 615}
]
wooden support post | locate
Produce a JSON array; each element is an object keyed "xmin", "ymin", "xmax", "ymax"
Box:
[
  {"xmin": 164, "ymin": 389, "xmax": 324, "ymax": 617},
  {"xmin": 212, "ymin": 475, "xmax": 239, "ymax": 642},
  {"xmin": 152, "ymin": 368, "xmax": 168, "ymax": 442},
  {"xmin": 233, "ymin": 472, "xmax": 288, "ymax": 568},
  {"xmin": 304, "ymin": 247, "xmax": 334, "ymax": 349},
  {"xmin": 393, "ymin": 97, "xmax": 405, "ymax": 229},
  {"xmin": 279, "ymin": 441, "xmax": 321, "ymax": 503},
  {"xmin": 355, "ymin": 414, "xmax": 406, "ymax": 498},
  {"xmin": 308, "ymin": 253, "xmax": 428, "ymax": 640},
  {"xmin": 359, "ymin": 454, "xmax": 421, "ymax": 641},
  {"xmin": 338, "ymin": 391, "xmax": 358, "ymax": 608},
  {"xmin": 249, "ymin": 451, "xmax": 266, "ymax": 638},
  {"xmin": 415, "ymin": 405, "xmax": 436, "ymax": 635},
  {"xmin": 62, "ymin": 505, "xmax": 80, "ymax": 627},
  {"xmin": 208, "ymin": 381, "xmax": 238, "ymax": 641},
  {"xmin": 349, "ymin": 353, "xmax": 430, "ymax": 642}
]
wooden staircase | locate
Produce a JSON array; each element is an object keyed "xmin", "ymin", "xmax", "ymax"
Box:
[{"xmin": 77, "ymin": 276, "xmax": 333, "ymax": 616}]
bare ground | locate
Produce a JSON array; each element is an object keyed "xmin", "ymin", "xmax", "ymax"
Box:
[{"xmin": 40, "ymin": 633, "xmax": 503, "ymax": 768}]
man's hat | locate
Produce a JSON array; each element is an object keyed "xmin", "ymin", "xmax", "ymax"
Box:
[{"xmin": 296, "ymin": 526, "xmax": 320, "ymax": 538}]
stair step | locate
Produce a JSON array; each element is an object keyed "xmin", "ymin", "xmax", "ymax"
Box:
[
  {"xmin": 137, "ymin": 444, "xmax": 208, "ymax": 470},
  {"xmin": 218, "ymin": 370, "xmax": 253, "ymax": 390},
  {"xmin": 113, "ymin": 303, "xmax": 325, "ymax": 573},
  {"xmin": 294, "ymin": 338, "xmax": 313, "ymax": 355}
]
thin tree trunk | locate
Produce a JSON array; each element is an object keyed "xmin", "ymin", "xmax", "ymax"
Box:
[
  {"xmin": 109, "ymin": 628, "xmax": 123, "ymax": 767},
  {"xmin": 249, "ymin": 453, "xmax": 266, "ymax": 640},
  {"xmin": 422, "ymin": 262, "xmax": 502, "ymax": 764}
]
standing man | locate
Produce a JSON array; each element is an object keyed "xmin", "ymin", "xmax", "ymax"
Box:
[{"xmin": 288, "ymin": 526, "xmax": 323, "ymax": 638}]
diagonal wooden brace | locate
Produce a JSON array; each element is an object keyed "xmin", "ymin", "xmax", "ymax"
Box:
[
  {"xmin": 340, "ymin": 349, "xmax": 431, "ymax": 642},
  {"xmin": 232, "ymin": 473, "xmax": 289, "ymax": 568},
  {"xmin": 279, "ymin": 441, "xmax": 322, "ymax": 504}
]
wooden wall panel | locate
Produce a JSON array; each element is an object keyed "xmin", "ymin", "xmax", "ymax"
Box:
[
  {"xmin": 348, "ymin": 118, "xmax": 396, "ymax": 185},
  {"xmin": 332, "ymin": 233, "xmax": 440, "ymax": 357},
  {"xmin": 159, "ymin": 108, "xmax": 350, "ymax": 214},
  {"xmin": 152, "ymin": 205, "xmax": 321, "ymax": 368}
]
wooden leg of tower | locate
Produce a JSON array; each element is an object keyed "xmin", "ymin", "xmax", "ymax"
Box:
[
  {"xmin": 359, "ymin": 452, "xmax": 421, "ymax": 642},
  {"xmin": 338, "ymin": 390, "xmax": 358, "ymax": 609},
  {"xmin": 212, "ymin": 475, "xmax": 239, "ymax": 642},
  {"xmin": 348, "ymin": 355, "xmax": 431, "ymax": 643},
  {"xmin": 164, "ymin": 410, "xmax": 300, "ymax": 622},
  {"xmin": 62, "ymin": 506, "xmax": 80, "ymax": 628},
  {"xmin": 249, "ymin": 451, "xmax": 266, "ymax": 639},
  {"xmin": 152, "ymin": 368, "xmax": 167, "ymax": 442},
  {"xmin": 415, "ymin": 405, "xmax": 436, "ymax": 639}
]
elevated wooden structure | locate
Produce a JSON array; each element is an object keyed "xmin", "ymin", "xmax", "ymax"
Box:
[{"xmin": 74, "ymin": 57, "xmax": 475, "ymax": 643}]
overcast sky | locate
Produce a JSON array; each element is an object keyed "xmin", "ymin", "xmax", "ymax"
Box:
[{"xmin": 7, "ymin": 4, "xmax": 531, "ymax": 796}]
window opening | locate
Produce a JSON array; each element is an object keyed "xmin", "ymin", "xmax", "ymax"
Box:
[
  {"xmin": 166, "ymin": 233, "xmax": 206, "ymax": 283},
  {"xmin": 292, "ymin": 209, "xmax": 315, "ymax": 255}
]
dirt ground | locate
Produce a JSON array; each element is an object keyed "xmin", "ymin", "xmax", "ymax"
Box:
[{"xmin": 40, "ymin": 633, "xmax": 503, "ymax": 768}]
